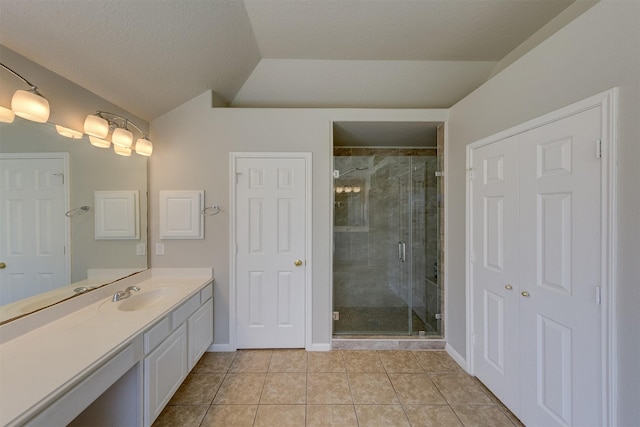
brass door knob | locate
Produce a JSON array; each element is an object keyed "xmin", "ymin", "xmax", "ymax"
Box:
[
  {"xmin": 521, "ymin": 291, "xmax": 530, "ymax": 297},
  {"xmin": 505, "ymin": 284, "xmax": 513, "ymax": 290},
  {"xmin": 0, "ymin": 262, "xmax": 6, "ymax": 269},
  {"xmin": 294, "ymin": 259, "xmax": 303, "ymax": 267}
]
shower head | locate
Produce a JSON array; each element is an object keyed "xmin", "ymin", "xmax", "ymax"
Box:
[{"xmin": 334, "ymin": 167, "xmax": 368, "ymax": 178}]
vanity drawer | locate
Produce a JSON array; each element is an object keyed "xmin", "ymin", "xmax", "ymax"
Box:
[
  {"xmin": 170, "ymin": 294, "xmax": 200, "ymax": 329},
  {"xmin": 144, "ymin": 316, "xmax": 171, "ymax": 354},
  {"xmin": 200, "ymin": 282, "xmax": 213, "ymax": 304}
]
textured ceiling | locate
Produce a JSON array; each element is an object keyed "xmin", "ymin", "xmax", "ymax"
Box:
[{"xmin": 0, "ymin": 0, "xmax": 578, "ymax": 121}]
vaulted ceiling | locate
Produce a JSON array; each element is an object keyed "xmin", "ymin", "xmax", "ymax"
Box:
[{"xmin": 0, "ymin": 0, "xmax": 586, "ymax": 121}]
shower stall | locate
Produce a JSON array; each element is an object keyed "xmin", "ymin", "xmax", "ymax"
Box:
[{"xmin": 332, "ymin": 148, "xmax": 443, "ymax": 337}]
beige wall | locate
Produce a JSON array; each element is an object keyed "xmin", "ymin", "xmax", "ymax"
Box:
[
  {"xmin": 149, "ymin": 92, "xmax": 447, "ymax": 347},
  {"xmin": 447, "ymin": 2, "xmax": 639, "ymax": 424}
]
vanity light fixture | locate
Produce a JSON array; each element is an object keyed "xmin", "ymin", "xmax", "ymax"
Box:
[
  {"xmin": 84, "ymin": 111, "xmax": 153, "ymax": 156},
  {"xmin": 0, "ymin": 62, "xmax": 50, "ymax": 123}
]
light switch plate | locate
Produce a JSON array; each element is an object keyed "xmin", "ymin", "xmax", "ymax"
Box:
[
  {"xmin": 136, "ymin": 243, "xmax": 146, "ymax": 256},
  {"xmin": 155, "ymin": 243, "xmax": 165, "ymax": 255}
]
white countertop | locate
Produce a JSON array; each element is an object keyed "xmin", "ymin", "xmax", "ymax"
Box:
[{"xmin": 0, "ymin": 269, "xmax": 213, "ymax": 426}]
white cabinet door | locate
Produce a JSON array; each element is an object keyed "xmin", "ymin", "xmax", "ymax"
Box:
[
  {"xmin": 144, "ymin": 323, "xmax": 187, "ymax": 427},
  {"xmin": 234, "ymin": 155, "xmax": 309, "ymax": 348},
  {"xmin": 188, "ymin": 298, "xmax": 214, "ymax": 370},
  {"xmin": 471, "ymin": 136, "xmax": 521, "ymax": 413},
  {"xmin": 518, "ymin": 106, "xmax": 603, "ymax": 427}
]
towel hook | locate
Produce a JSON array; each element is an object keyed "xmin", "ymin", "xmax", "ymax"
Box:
[
  {"xmin": 65, "ymin": 205, "xmax": 90, "ymax": 217},
  {"xmin": 201, "ymin": 204, "xmax": 221, "ymax": 216}
]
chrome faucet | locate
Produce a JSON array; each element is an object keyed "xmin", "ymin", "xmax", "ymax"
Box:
[{"xmin": 112, "ymin": 286, "xmax": 140, "ymax": 302}]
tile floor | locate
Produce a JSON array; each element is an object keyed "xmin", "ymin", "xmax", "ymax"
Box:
[{"xmin": 153, "ymin": 350, "xmax": 524, "ymax": 427}]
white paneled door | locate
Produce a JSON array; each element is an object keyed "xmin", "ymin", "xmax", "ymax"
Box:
[
  {"xmin": 518, "ymin": 107, "xmax": 602, "ymax": 426},
  {"xmin": 0, "ymin": 155, "xmax": 69, "ymax": 305},
  {"xmin": 472, "ymin": 105, "xmax": 605, "ymax": 426},
  {"xmin": 471, "ymin": 135, "xmax": 520, "ymax": 412},
  {"xmin": 234, "ymin": 154, "xmax": 309, "ymax": 348}
]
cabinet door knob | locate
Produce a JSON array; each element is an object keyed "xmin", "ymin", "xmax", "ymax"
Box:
[
  {"xmin": 294, "ymin": 259, "xmax": 303, "ymax": 267},
  {"xmin": 505, "ymin": 284, "xmax": 513, "ymax": 290},
  {"xmin": 521, "ymin": 291, "xmax": 530, "ymax": 297}
]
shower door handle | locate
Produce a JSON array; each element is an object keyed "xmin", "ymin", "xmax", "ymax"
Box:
[
  {"xmin": 398, "ymin": 242, "xmax": 403, "ymax": 260},
  {"xmin": 398, "ymin": 242, "xmax": 406, "ymax": 262}
]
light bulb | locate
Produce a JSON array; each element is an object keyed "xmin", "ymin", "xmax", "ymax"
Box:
[
  {"xmin": 84, "ymin": 114, "xmax": 109, "ymax": 138},
  {"xmin": 134, "ymin": 137, "xmax": 153, "ymax": 156},
  {"xmin": 112, "ymin": 127, "xmax": 133, "ymax": 148},
  {"xmin": 335, "ymin": 186, "xmax": 344, "ymax": 194},
  {"xmin": 55, "ymin": 125, "xmax": 83, "ymax": 139},
  {"xmin": 344, "ymin": 186, "xmax": 353, "ymax": 193},
  {"xmin": 11, "ymin": 89, "xmax": 50, "ymax": 123},
  {"xmin": 0, "ymin": 106, "xmax": 15, "ymax": 123},
  {"xmin": 114, "ymin": 144, "xmax": 132, "ymax": 156},
  {"xmin": 353, "ymin": 186, "xmax": 361, "ymax": 193},
  {"xmin": 89, "ymin": 136, "xmax": 110, "ymax": 148}
]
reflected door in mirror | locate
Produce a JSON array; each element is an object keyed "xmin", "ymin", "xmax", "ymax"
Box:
[{"xmin": 0, "ymin": 155, "xmax": 69, "ymax": 305}]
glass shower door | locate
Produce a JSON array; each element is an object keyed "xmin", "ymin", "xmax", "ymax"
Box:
[{"xmin": 333, "ymin": 155, "xmax": 412, "ymax": 335}]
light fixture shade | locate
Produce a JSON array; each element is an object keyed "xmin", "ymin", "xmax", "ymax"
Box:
[
  {"xmin": 112, "ymin": 127, "xmax": 133, "ymax": 148},
  {"xmin": 135, "ymin": 137, "xmax": 153, "ymax": 156},
  {"xmin": 344, "ymin": 186, "xmax": 353, "ymax": 193},
  {"xmin": 89, "ymin": 135, "xmax": 111, "ymax": 148},
  {"xmin": 84, "ymin": 114, "xmax": 109, "ymax": 138},
  {"xmin": 55, "ymin": 125, "xmax": 83, "ymax": 139},
  {"xmin": 113, "ymin": 144, "xmax": 132, "ymax": 156},
  {"xmin": 11, "ymin": 89, "xmax": 50, "ymax": 123},
  {"xmin": 335, "ymin": 186, "xmax": 344, "ymax": 194},
  {"xmin": 0, "ymin": 106, "xmax": 15, "ymax": 123},
  {"xmin": 353, "ymin": 186, "xmax": 361, "ymax": 193}
]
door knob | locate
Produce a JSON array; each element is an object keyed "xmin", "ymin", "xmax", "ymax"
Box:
[
  {"xmin": 521, "ymin": 291, "xmax": 530, "ymax": 297},
  {"xmin": 505, "ymin": 284, "xmax": 513, "ymax": 290},
  {"xmin": 294, "ymin": 259, "xmax": 303, "ymax": 267},
  {"xmin": 0, "ymin": 262, "xmax": 6, "ymax": 269}
]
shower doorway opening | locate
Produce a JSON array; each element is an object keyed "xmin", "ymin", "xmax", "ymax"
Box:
[{"xmin": 332, "ymin": 122, "xmax": 444, "ymax": 338}]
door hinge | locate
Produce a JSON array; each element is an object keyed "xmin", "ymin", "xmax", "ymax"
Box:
[
  {"xmin": 470, "ymin": 250, "xmax": 475, "ymax": 263},
  {"xmin": 435, "ymin": 313, "xmax": 442, "ymax": 320},
  {"xmin": 596, "ymin": 139, "xmax": 602, "ymax": 159},
  {"xmin": 467, "ymin": 168, "xmax": 474, "ymax": 180},
  {"xmin": 434, "ymin": 171, "xmax": 444, "ymax": 177},
  {"xmin": 595, "ymin": 286, "xmax": 601, "ymax": 306},
  {"xmin": 332, "ymin": 311, "xmax": 339, "ymax": 320}
]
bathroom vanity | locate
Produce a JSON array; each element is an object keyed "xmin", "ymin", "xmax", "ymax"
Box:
[{"xmin": 0, "ymin": 269, "xmax": 213, "ymax": 427}]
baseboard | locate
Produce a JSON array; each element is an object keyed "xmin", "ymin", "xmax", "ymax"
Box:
[
  {"xmin": 209, "ymin": 343, "xmax": 236, "ymax": 352},
  {"xmin": 308, "ymin": 343, "xmax": 331, "ymax": 351},
  {"xmin": 446, "ymin": 343, "xmax": 470, "ymax": 373}
]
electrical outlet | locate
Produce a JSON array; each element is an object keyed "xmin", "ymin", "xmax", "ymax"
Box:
[
  {"xmin": 332, "ymin": 311, "xmax": 339, "ymax": 320},
  {"xmin": 136, "ymin": 243, "xmax": 146, "ymax": 256}
]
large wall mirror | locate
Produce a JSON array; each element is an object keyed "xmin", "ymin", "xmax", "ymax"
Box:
[{"xmin": 0, "ymin": 117, "xmax": 148, "ymax": 323}]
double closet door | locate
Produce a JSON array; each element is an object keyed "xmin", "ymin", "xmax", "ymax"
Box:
[{"xmin": 471, "ymin": 106, "xmax": 604, "ymax": 426}]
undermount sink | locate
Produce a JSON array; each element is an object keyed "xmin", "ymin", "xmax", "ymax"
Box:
[{"xmin": 99, "ymin": 285, "xmax": 183, "ymax": 312}]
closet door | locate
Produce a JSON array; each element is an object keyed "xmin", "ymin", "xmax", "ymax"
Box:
[
  {"xmin": 518, "ymin": 106, "xmax": 603, "ymax": 426},
  {"xmin": 471, "ymin": 136, "xmax": 520, "ymax": 413}
]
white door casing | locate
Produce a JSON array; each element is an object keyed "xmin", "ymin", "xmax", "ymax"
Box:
[
  {"xmin": 231, "ymin": 153, "xmax": 312, "ymax": 349},
  {"xmin": 0, "ymin": 153, "xmax": 70, "ymax": 305},
  {"xmin": 468, "ymin": 89, "xmax": 615, "ymax": 427}
]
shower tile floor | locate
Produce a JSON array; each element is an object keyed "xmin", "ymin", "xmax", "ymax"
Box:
[{"xmin": 153, "ymin": 350, "xmax": 524, "ymax": 427}]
